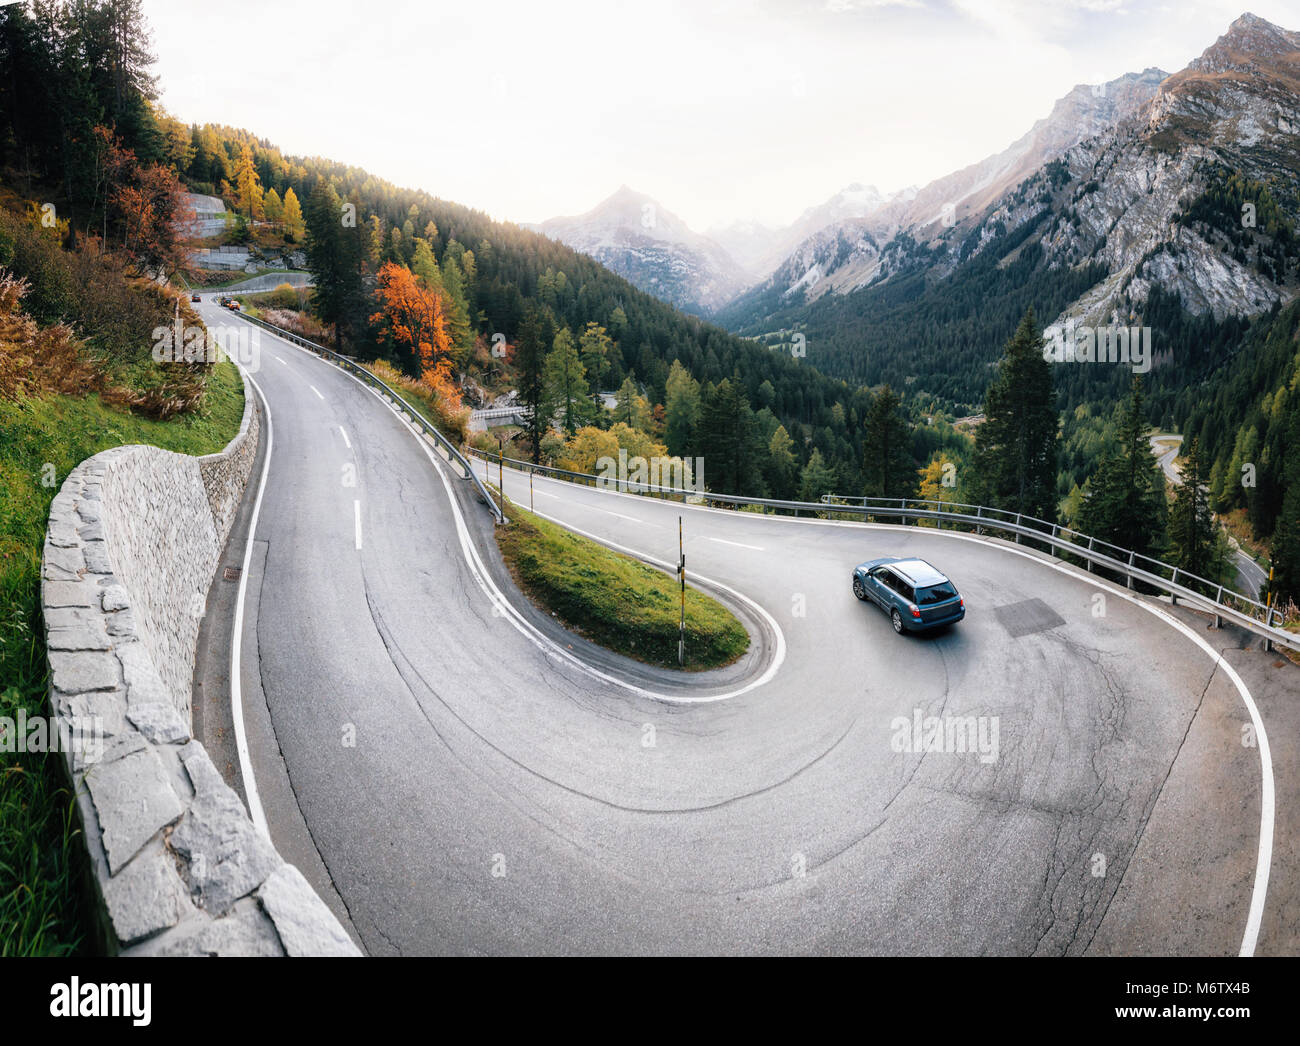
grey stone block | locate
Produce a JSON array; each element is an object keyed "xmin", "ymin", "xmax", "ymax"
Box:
[
  {"xmin": 43, "ymin": 544, "xmax": 86, "ymax": 580},
  {"xmin": 101, "ymin": 585, "xmax": 129, "ymax": 612},
  {"xmin": 47, "ymin": 518, "xmax": 80, "ymax": 549},
  {"xmin": 144, "ymin": 900, "xmax": 285, "ymax": 957},
  {"xmin": 76, "ymin": 500, "xmax": 102, "ymax": 522},
  {"xmin": 127, "ymin": 702, "xmax": 190, "ymax": 745},
  {"xmin": 82, "ymin": 541, "xmax": 112, "ymax": 574},
  {"xmin": 105, "ymin": 609, "xmax": 137, "ymax": 638},
  {"xmin": 44, "ymin": 580, "xmax": 95, "ymax": 608},
  {"xmin": 258, "ymin": 864, "xmax": 361, "ymax": 957},
  {"xmin": 84, "ymin": 743, "xmax": 184, "ymax": 874},
  {"xmin": 117, "ymin": 641, "xmax": 170, "ymax": 706},
  {"xmin": 44, "ymin": 606, "xmax": 96, "ymax": 630},
  {"xmin": 103, "ymin": 843, "xmax": 187, "ymax": 945},
  {"xmin": 172, "ymin": 744, "xmax": 278, "ymax": 915},
  {"xmin": 47, "ymin": 620, "xmax": 112, "ymax": 651},
  {"xmin": 49, "ymin": 649, "xmax": 120, "ymax": 693}
]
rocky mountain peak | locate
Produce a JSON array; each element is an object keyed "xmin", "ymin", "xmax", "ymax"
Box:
[{"xmin": 1190, "ymin": 12, "xmax": 1300, "ymax": 74}]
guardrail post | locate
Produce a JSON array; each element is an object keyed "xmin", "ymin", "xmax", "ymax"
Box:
[
  {"xmin": 1014, "ymin": 514, "xmax": 1022, "ymax": 545},
  {"xmin": 1170, "ymin": 568, "xmax": 1178, "ymax": 605},
  {"xmin": 1214, "ymin": 585, "xmax": 1224, "ymax": 628},
  {"xmin": 1049, "ymin": 525, "xmax": 1057, "ymax": 557},
  {"xmin": 1127, "ymin": 551, "xmax": 1136, "ymax": 589},
  {"xmin": 1086, "ymin": 535, "xmax": 1094, "ymax": 572},
  {"xmin": 1264, "ymin": 607, "xmax": 1274, "ymax": 651}
]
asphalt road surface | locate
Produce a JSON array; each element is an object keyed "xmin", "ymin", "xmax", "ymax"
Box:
[{"xmin": 193, "ymin": 300, "xmax": 1293, "ymax": 955}]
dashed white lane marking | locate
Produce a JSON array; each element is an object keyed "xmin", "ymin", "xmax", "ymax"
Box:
[
  {"xmin": 310, "ymin": 384, "xmax": 324, "ymax": 400},
  {"xmin": 275, "ymin": 357, "xmax": 287, "ymax": 366},
  {"xmin": 599, "ymin": 508, "xmax": 645, "ymax": 523},
  {"xmin": 354, "ymin": 500, "xmax": 362, "ymax": 550},
  {"xmin": 340, "ymin": 426, "xmax": 352, "ymax": 449},
  {"xmin": 708, "ymin": 537, "xmax": 764, "ymax": 551}
]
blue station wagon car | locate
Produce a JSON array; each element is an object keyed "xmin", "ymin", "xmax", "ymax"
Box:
[{"xmin": 852, "ymin": 557, "xmax": 965, "ymax": 635}]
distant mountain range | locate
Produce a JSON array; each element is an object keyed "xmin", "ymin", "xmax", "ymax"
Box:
[
  {"xmin": 533, "ymin": 10, "xmax": 1300, "ymax": 417},
  {"xmin": 535, "ymin": 65, "xmax": 1171, "ymax": 314},
  {"xmin": 712, "ymin": 11, "xmax": 1300, "ymax": 417},
  {"xmin": 529, "ymin": 187, "xmax": 750, "ymax": 315}
]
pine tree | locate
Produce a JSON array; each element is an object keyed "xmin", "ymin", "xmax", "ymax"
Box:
[
  {"xmin": 515, "ymin": 305, "xmax": 556, "ymax": 462},
  {"xmin": 863, "ymin": 385, "xmax": 913, "ymax": 499},
  {"xmin": 698, "ymin": 379, "xmax": 761, "ymax": 495},
  {"xmin": 281, "ymin": 186, "xmax": 304, "ymax": 241},
  {"xmin": 768, "ymin": 424, "xmax": 797, "ymax": 499},
  {"xmin": 614, "ymin": 375, "xmax": 651, "ymax": 431},
  {"xmin": 233, "ymin": 142, "xmax": 263, "ymax": 219},
  {"xmin": 439, "ymin": 252, "xmax": 474, "ymax": 363},
  {"xmin": 971, "ymin": 307, "xmax": 1059, "ymax": 521},
  {"xmin": 1268, "ymin": 401, "xmax": 1300, "ymax": 609},
  {"xmin": 544, "ymin": 327, "xmax": 590, "ymax": 437},
  {"xmin": 263, "ymin": 187, "xmax": 283, "ymax": 224},
  {"xmin": 578, "ymin": 322, "xmax": 613, "ymax": 395},
  {"xmin": 1077, "ymin": 377, "xmax": 1168, "ymax": 557},
  {"xmin": 304, "ymin": 180, "xmax": 365, "ymax": 349},
  {"xmin": 664, "ymin": 359, "xmax": 701, "ymax": 456},
  {"xmin": 1169, "ymin": 438, "xmax": 1217, "ymax": 580},
  {"xmin": 799, "ymin": 449, "xmax": 837, "ymax": 503}
]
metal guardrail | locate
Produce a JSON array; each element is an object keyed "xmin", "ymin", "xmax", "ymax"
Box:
[
  {"xmin": 470, "ymin": 406, "xmax": 527, "ymax": 421},
  {"xmin": 231, "ymin": 311, "xmax": 505, "ymax": 523},
  {"xmin": 466, "ymin": 447, "xmax": 1298, "ymax": 653}
]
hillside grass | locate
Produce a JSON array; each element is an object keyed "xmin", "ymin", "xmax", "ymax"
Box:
[
  {"xmin": 0, "ymin": 361, "xmax": 243, "ymax": 955},
  {"xmin": 494, "ymin": 501, "xmax": 749, "ymax": 670}
]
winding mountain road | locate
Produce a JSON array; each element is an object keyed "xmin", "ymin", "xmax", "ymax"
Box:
[{"xmin": 191, "ymin": 300, "xmax": 1295, "ymax": 956}]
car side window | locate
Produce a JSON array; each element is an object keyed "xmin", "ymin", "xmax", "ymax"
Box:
[{"xmin": 886, "ymin": 572, "xmax": 914, "ymax": 601}]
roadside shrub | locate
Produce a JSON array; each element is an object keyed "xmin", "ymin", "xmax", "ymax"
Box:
[
  {"xmin": 366, "ymin": 357, "xmax": 469, "ymax": 444},
  {"xmin": 0, "ymin": 272, "xmax": 97, "ymax": 401}
]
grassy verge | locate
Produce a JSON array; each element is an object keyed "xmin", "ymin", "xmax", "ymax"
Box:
[
  {"xmin": 0, "ymin": 361, "xmax": 243, "ymax": 955},
  {"xmin": 494, "ymin": 501, "xmax": 749, "ymax": 670}
]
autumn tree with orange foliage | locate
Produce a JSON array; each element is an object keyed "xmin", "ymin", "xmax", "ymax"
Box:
[{"xmin": 371, "ymin": 261, "xmax": 462, "ymax": 409}]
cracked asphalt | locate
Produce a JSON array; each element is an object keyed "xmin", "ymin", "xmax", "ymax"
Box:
[{"xmin": 192, "ymin": 300, "xmax": 1297, "ymax": 956}]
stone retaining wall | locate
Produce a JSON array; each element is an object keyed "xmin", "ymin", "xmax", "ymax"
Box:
[{"xmin": 41, "ymin": 366, "xmax": 360, "ymax": 956}]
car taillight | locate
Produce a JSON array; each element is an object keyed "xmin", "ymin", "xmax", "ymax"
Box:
[
  {"xmin": 960, "ymin": 598, "xmax": 964, "ymax": 608},
  {"xmin": 909, "ymin": 604, "xmax": 921, "ymax": 618}
]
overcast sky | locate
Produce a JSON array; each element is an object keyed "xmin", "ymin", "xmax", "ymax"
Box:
[{"xmin": 144, "ymin": 0, "xmax": 1300, "ymax": 232}]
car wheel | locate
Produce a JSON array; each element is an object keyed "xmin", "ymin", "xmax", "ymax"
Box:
[
  {"xmin": 852, "ymin": 576, "xmax": 867, "ymax": 601},
  {"xmin": 890, "ymin": 608, "xmax": 904, "ymax": 634}
]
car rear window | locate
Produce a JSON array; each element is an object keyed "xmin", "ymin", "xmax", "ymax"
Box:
[{"xmin": 917, "ymin": 583, "xmax": 957, "ymax": 605}]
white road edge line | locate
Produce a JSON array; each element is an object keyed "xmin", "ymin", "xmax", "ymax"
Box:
[
  {"xmin": 274, "ymin": 357, "xmax": 287, "ymax": 366},
  {"xmin": 229, "ymin": 365, "xmax": 274, "ymax": 840},
  {"xmin": 354, "ymin": 499, "xmax": 362, "ymax": 551},
  {"xmin": 340, "ymin": 426, "xmax": 351, "ymax": 449}
]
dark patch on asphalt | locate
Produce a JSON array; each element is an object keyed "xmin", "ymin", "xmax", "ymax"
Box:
[{"xmin": 993, "ymin": 597, "xmax": 1066, "ymax": 638}]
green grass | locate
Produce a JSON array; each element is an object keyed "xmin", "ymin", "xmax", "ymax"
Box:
[
  {"xmin": 0, "ymin": 361, "xmax": 243, "ymax": 955},
  {"xmin": 494, "ymin": 501, "xmax": 750, "ymax": 670}
]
